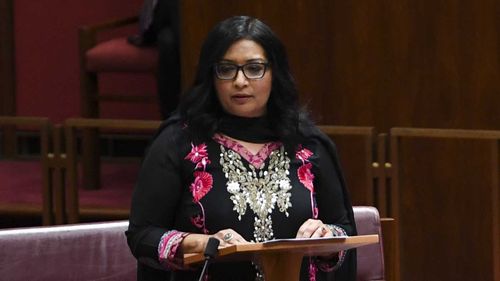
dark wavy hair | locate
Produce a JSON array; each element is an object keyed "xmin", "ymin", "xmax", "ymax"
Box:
[{"xmin": 178, "ymin": 16, "xmax": 307, "ymax": 150}]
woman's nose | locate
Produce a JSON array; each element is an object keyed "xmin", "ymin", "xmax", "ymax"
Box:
[{"xmin": 233, "ymin": 69, "xmax": 249, "ymax": 87}]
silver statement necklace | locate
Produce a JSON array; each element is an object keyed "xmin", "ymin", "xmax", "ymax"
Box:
[{"xmin": 220, "ymin": 145, "xmax": 292, "ymax": 242}]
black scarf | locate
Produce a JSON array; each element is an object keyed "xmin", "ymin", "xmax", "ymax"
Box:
[{"xmin": 217, "ymin": 114, "xmax": 278, "ymax": 143}]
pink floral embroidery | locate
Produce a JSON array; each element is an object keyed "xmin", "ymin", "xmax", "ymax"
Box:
[
  {"xmin": 298, "ymin": 162, "xmax": 314, "ymax": 192},
  {"xmin": 190, "ymin": 171, "xmax": 213, "ymax": 202},
  {"xmin": 296, "ymin": 147, "xmax": 318, "ymax": 281},
  {"xmin": 190, "ymin": 215, "xmax": 205, "ymax": 229},
  {"xmin": 309, "ymin": 262, "xmax": 318, "ymax": 281},
  {"xmin": 185, "ymin": 142, "xmax": 212, "ymax": 234},
  {"xmin": 185, "ymin": 143, "xmax": 209, "ymax": 166},
  {"xmin": 296, "ymin": 146, "xmax": 317, "ymax": 222},
  {"xmin": 213, "ymin": 134, "xmax": 281, "ymax": 169},
  {"xmin": 296, "ymin": 147, "xmax": 313, "ymax": 164},
  {"xmin": 194, "ymin": 157, "xmax": 211, "ymax": 170}
]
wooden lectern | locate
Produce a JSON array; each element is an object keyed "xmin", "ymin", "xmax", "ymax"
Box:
[{"xmin": 184, "ymin": 234, "xmax": 379, "ymax": 281}]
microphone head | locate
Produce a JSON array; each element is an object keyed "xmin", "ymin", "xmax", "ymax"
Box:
[{"xmin": 204, "ymin": 237, "xmax": 220, "ymax": 259}]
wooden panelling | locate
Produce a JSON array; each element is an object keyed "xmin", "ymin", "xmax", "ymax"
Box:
[
  {"xmin": 318, "ymin": 126, "xmax": 377, "ymax": 208},
  {"xmin": 390, "ymin": 128, "xmax": 500, "ymax": 281},
  {"xmin": 180, "ymin": 0, "xmax": 500, "ymax": 132}
]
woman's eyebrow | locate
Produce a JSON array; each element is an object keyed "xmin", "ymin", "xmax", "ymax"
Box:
[
  {"xmin": 246, "ymin": 58, "xmax": 267, "ymax": 63},
  {"xmin": 219, "ymin": 58, "xmax": 267, "ymax": 63}
]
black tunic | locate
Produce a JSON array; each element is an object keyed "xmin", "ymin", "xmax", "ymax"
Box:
[{"xmin": 126, "ymin": 119, "xmax": 357, "ymax": 281}]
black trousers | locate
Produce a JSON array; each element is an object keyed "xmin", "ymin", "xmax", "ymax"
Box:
[
  {"xmin": 138, "ymin": 0, "xmax": 181, "ymax": 119},
  {"xmin": 156, "ymin": 27, "xmax": 181, "ymax": 119}
]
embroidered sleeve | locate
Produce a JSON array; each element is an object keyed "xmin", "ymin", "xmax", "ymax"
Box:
[
  {"xmin": 314, "ymin": 224, "xmax": 348, "ymax": 272},
  {"xmin": 157, "ymin": 230, "xmax": 189, "ymax": 270}
]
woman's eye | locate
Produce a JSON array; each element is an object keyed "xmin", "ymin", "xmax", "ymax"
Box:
[
  {"xmin": 218, "ymin": 65, "xmax": 236, "ymax": 73},
  {"xmin": 245, "ymin": 64, "xmax": 264, "ymax": 73}
]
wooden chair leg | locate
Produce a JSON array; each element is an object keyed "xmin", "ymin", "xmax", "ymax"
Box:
[
  {"xmin": 82, "ymin": 128, "xmax": 100, "ymax": 190},
  {"xmin": 381, "ymin": 218, "xmax": 398, "ymax": 281},
  {"xmin": 51, "ymin": 125, "xmax": 66, "ymax": 224},
  {"xmin": 65, "ymin": 126, "xmax": 80, "ymax": 224},
  {"xmin": 80, "ymin": 71, "xmax": 101, "ymax": 190},
  {"xmin": 41, "ymin": 125, "xmax": 53, "ymax": 225}
]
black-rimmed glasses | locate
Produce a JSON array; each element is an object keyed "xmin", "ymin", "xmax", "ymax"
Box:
[{"xmin": 214, "ymin": 62, "xmax": 270, "ymax": 80}]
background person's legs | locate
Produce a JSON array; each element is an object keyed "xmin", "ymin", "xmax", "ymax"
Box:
[{"xmin": 156, "ymin": 27, "xmax": 180, "ymax": 119}]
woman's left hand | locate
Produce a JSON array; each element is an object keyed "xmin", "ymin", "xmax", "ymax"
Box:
[{"xmin": 296, "ymin": 219, "xmax": 333, "ymax": 238}]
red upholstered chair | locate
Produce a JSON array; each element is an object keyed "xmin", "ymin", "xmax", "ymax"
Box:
[
  {"xmin": 353, "ymin": 206, "xmax": 387, "ymax": 281},
  {"xmin": 78, "ymin": 16, "xmax": 159, "ymax": 190},
  {"xmin": 0, "ymin": 117, "xmax": 64, "ymax": 226},
  {"xmin": 79, "ymin": 16, "xmax": 158, "ymax": 117}
]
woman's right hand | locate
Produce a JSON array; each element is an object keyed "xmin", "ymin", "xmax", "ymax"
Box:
[
  {"xmin": 212, "ymin": 228, "xmax": 248, "ymax": 247},
  {"xmin": 181, "ymin": 229, "xmax": 248, "ymax": 254}
]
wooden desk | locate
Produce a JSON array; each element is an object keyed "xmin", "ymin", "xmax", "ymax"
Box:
[{"xmin": 185, "ymin": 235, "xmax": 379, "ymax": 281}]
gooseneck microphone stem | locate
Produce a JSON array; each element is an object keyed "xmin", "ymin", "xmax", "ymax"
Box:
[
  {"xmin": 197, "ymin": 237, "xmax": 220, "ymax": 281},
  {"xmin": 198, "ymin": 259, "xmax": 211, "ymax": 281}
]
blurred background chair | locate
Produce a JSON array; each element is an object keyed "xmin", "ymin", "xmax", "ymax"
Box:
[
  {"xmin": 78, "ymin": 16, "xmax": 159, "ymax": 191},
  {"xmin": 64, "ymin": 118, "xmax": 161, "ymax": 223},
  {"xmin": 0, "ymin": 220, "xmax": 135, "ymax": 281},
  {"xmin": 0, "ymin": 116, "xmax": 64, "ymax": 226},
  {"xmin": 79, "ymin": 15, "xmax": 159, "ymax": 117},
  {"xmin": 353, "ymin": 206, "xmax": 390, "ymax": 281}
]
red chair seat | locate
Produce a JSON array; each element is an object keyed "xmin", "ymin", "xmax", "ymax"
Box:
[
  {"xmin": 0, "ymin": 161, "xmax": 43, "ymax": 206},
  {"xmin": 85, "ymin": 37, "xmax": 158, "ymax": 72},
  {"xmin": 78, "ymin": 161, "xmax": 139, "ymax": 210}
]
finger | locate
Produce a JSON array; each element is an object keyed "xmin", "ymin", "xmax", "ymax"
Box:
[
  {"xmin": 310, "ymin": 226, "xmax": 324, "ymax": 238},
  {"xmin": 217, "ymin": 229, "xmax": 247, "ymax": 247},
  {"xmin": 296, "ymin": 219, "xmax": 318, "ymax": 238},
  {"xmin": 321, "ymin": 226, "xmax": 334, "ymax": 237},
  {"xmin": 312, "ymin": 225, "xmax": 332, "ymax": 238},
  {"xmin": 226, "ymin": 229, "xmax": 246, "ymax": 243},
  {"xmin": 221, "ymin": 231, "xmax": 234, "ymax": 247},
  {"xmin": 296, "ymin": 224, "xmax": 309, "ymax": 238},
  {"xmin": 213, "ymin": 229, "xmax": 230, "ymax": 246},
  {"xmin": 230, "ymin": 232, "xmax": 248, "ymax": 243}
]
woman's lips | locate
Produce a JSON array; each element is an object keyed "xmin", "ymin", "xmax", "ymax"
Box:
[{"xmin": 231, "ymin": 94, "xmax": 252, "ymax": 104}]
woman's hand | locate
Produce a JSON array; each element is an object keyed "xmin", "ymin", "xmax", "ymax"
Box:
[
  {"xmin": 296, "ymin": 219, "xmax": 338, "ymax": 259},
  {"xmin": 296, "ymin": 219, "xmax": 333, "ymax": 238},
  {"xmin": 181, "ymin": 229, "xmax": 248, "ymax": 254},
  {"xmin": 212, "ymin": 228, "xmax": 248, "ymax": 247}
]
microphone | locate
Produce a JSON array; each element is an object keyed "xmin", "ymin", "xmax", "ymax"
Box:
[{"xmin": 197, "ymin": 237, "xmax": 220, "ymax": 281}]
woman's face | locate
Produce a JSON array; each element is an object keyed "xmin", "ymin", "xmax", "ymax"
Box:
[{"xmin": 214, "ymin": 39, "xmax": 272, "ymax": 118}]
